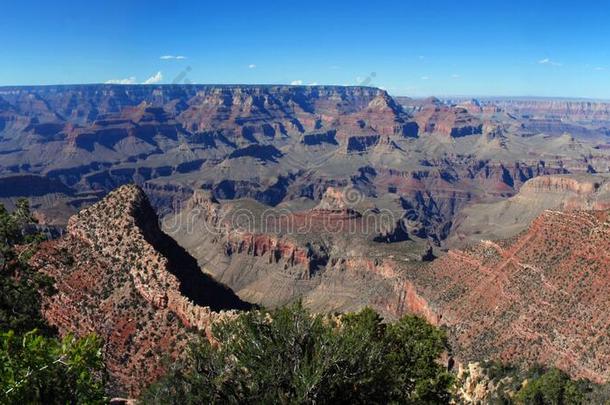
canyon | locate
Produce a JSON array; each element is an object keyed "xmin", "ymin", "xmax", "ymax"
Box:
[
  {"xmin": 1, "ymin": 85, "xmax": 609, "ymax": 243},
  {"xmin": 30, "ymin": 179, "xmax": 610, "ymax": 395},
  {"xmin": 1, "ymin": 84, "xmax": 610, "ymax": 390}
]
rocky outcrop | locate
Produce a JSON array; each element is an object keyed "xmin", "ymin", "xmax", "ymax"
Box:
[
  {"xmin": 455, "ymin": 362, "xmax": 517, "ymax": 403},
  {"xmin": 301, "ymin": 130, "xmax": 338, "ymax": 145},
  {"xmin": 29, "ymin": 184, "xmax": 249, "ymax": 396},
  {"xmin": 346, "ymin": 134, "xmax": 381, "ymax": 153},
  {"xmin": 310, "ymin": 186, "xmax": 362, "ymax": 220},
  {"xmin": 225, "ymin": 232, "xmax": 314, "ymax": 270}
]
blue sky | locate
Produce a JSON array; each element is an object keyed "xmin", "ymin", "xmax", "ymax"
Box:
[{"xmin": 2, "ymin": 0, "xmax": 610, "ymax": 98}]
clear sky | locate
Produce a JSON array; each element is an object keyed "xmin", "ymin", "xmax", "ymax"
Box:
[{"xmin": 2, "ymin": 0, "xmax": 610, "ymax": 98}]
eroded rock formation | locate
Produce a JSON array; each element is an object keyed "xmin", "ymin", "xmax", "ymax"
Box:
[{"xmin": 29, "ymin": 184, "xmax": 249, "ymax": 396}]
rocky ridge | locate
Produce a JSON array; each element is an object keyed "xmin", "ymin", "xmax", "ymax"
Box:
[{"xmin": 30, "ymin": 184, "xmax": 249, "ymax": 396}]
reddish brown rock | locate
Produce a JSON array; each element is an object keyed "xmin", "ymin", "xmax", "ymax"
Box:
[
  {"xmin": 409, "ymin": 208, "xmax": 610, "ymax": 382},
  {"xmin": 399, "ymin": 97, "xmax": 483, "ymax": 137},
  {"xmin": 30, "ymin": 184, "xmax": 249, "ymax": 396}
]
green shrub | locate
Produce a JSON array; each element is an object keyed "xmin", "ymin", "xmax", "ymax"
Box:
[
  {"xmin": 515, "ymin": 368, "xmax": 588, "ymax": 405},
  {"xmin": 143, "ymin": 303, "xmax": 453, "ymax": 404},
  {"xmin": 0, "ymin": 330, "xmax": 106, "ymax": 404},
  {"xmin": 0, "ymin": 201, "xmax": 55, "ymax": 336}
]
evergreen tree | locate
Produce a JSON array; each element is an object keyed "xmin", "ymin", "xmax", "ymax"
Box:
[
  {"xmin": 0, "ymin": 200, "xmax": 106, "ymax": 404},
  {"xmin": 143, "ymin": 303, "xmax": 454, "ymax": 404}
]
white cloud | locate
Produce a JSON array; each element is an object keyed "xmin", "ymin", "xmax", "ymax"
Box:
[
  {"xmin": 451, "ymin": 74, "xmax": 461, "ymax": 78},
  {"xmin": 143, "ymin": 71, "xmax": 163, "ymax": 84},
  {"xmin": 538, "ymin": 58, "xmax": 562, "ymax": 66},
  {"xmin": 248, "ymin": 64, "xmax": 256, "ymax": 69},
  {"xmin": 309, "ymin": 82, "xmax": 318, "ymax": 85},
  {"xmin": 420, "ymin": 76, "xmax": 429, "ymax": 80},
  {"xmin": 105, "ymin": 77, "xmax": 136, "ymax": 85},
  {"xmin": 290, "ymin": 80, "xmax": 303, "ymax": 85},
  {"xmin": 160, "ymin": 55, "xmax": 187, "ymax": 60}
]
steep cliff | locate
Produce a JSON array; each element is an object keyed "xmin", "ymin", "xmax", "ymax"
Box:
[
  {"xmin": 397, "ymin": 97, "xmax": 483, "ymax": 137},
  {"xmin": 29, "ymin": 184, "xmax": 249, "ymax": 396},
  {"xmin": 489, "ymin": 99, "xmax": 610, "ymax": 122}
]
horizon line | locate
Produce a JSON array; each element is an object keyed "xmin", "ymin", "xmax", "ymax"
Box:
[{"xmin": 0, "ymin": 82, "xmax": 608, "ymax": 102}]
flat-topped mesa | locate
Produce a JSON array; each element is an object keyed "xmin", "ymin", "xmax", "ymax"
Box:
[
  {"xmin": 519, "ymin": 174, "xmax": 605, "ymax": 195},
  {"xmin": 448, "ymin": 173, "xmax": 610, "ymax": 246},
  {"xmin": 396, "ymin": 97, "xmax": 484, "ymax": 137},
  {"xmin": 490, "ymin": 99, "xmax": 610, "ymax": 121},
  {"xmin": 516, "ymin": 174, "xmax": 610, "ymax": 210},
  {"xmin": 398, "ymin": 97, "xmax": 483, "ymax": 138}
]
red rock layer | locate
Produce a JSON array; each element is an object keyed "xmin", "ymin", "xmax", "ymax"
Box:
[{"xmin": 411, "ymin": 101, "xmax": 483, "ymax": 137}]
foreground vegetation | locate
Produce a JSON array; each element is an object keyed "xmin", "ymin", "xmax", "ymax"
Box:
[
  {"xmin": 143, "ymin": 303, "xmax": 454, "ymax": 404},
  {"xmin": 0, "ymin": 200, "xmax": 106, "ymax": 404}
]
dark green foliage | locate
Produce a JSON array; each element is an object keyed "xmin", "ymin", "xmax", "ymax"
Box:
[
  {"xmin": 143, "ymin": 303, "xmax": 453, "ymax": 404},
  {"xmin": 474, "ymin": 362, "xmax": 595, "ymax": 405},
  {"xmin": 0, "ymin": 200, "xmax": 107, "ymax": 403},
  {"xmin": 0, "ymin": 330, "xmax": 106, "ymax": 404},
  {"xmin": 515, "ymin": 368, "xmax": 588, "ymax": 405},
  {"xmin": 0, "ymin": 263, "xmax": 55, "ymax": 335},
  {"xmin": 0, "ymin": 201, "xmax": 55, "ymax": 335},
  {"xmin": 0, "ymin": 203, "xmax": 19, "ymax": 264}
]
